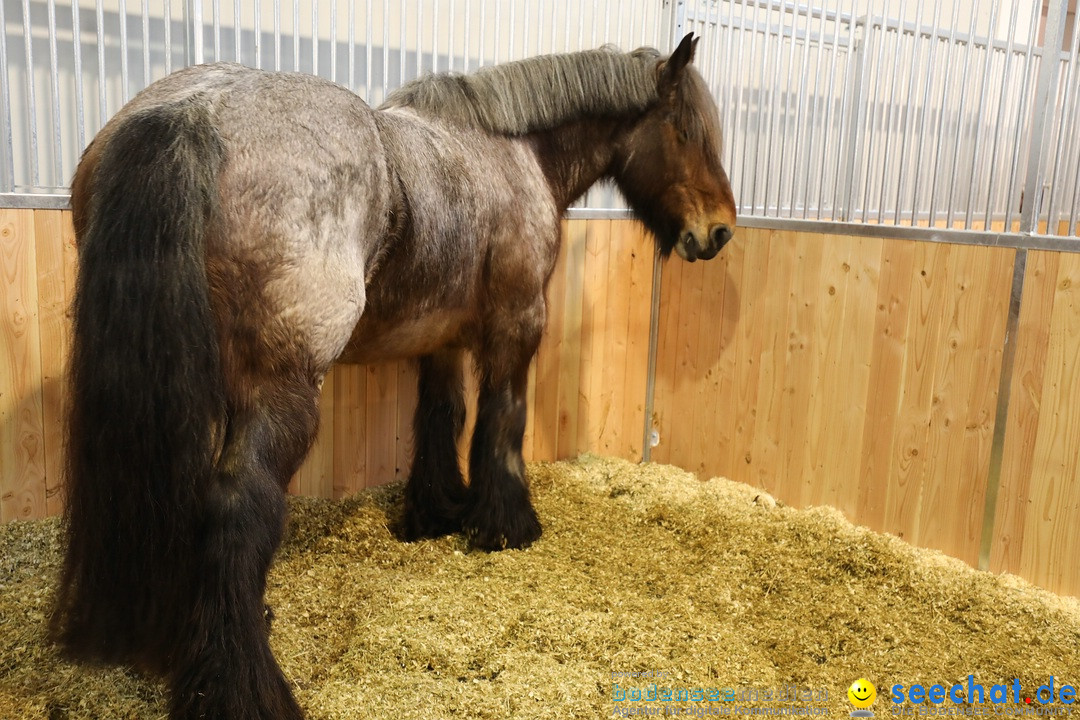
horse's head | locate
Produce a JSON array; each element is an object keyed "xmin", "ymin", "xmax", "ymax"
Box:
[{"xmin": 613, "ymin": 34, "xmax": 737, "ymax": 262}]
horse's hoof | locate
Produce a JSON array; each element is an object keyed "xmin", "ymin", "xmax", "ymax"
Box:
[
  {"xmin": 464, "ymin": 505, "xmax": 542, "ymax": 551},
  {"xmin": 394, "ymin": 505, "xmax": 462, "ymax": 542}
]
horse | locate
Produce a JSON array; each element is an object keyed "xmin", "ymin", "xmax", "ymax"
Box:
[{"xmin": 50, "ymin": 33, "xmax": 735, "ymax": 720}]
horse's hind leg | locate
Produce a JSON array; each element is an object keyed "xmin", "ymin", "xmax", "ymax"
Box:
[
  {"xmin": 399, "ymin": 349, "xmax": 469, "ymax": 539},
  {"xmin": 464, "ymin": 325, "xmax": 544, "ymax": 551},
  {"xmin": 170, "ymin": 377, "xmax": 320, "ymax": 720}
]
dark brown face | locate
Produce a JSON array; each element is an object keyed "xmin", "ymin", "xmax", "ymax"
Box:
[{"xmin": 613, "ymin": 35, "xmax": 737, "ymax": 262}]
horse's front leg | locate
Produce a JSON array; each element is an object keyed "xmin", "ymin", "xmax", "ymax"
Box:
[
  {"xmin": 464, "ymin": 325, "xmax": 544, "ymax": 550},
  {"xmin": 398, "ymin": 349, "xmax": 468, "ymax": 540}
]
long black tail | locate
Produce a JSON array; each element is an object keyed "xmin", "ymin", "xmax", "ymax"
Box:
[{"xmin": 51, "ymin": 101, "xmax": 227, "ymax": 671}]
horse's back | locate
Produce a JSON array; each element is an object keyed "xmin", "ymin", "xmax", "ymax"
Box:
[{"xmin": 89, "ymin": 64, "xmax": 391, "ymax": 376}]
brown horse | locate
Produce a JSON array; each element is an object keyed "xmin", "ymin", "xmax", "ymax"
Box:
[{"xmin": 51, "ymin": 33, "xmax": 735, "ymax": 720}]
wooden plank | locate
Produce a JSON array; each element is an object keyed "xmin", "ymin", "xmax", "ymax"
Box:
[
  {"xmin": 33, "ymin": 209, "xmax": 73, "ymax": 516},
  {"xmin": 529, "ymin": 220, "xmax": 570, "ymax": 462},
  {"xmin": 597, "ymin": 219, "xmax": 634, "ymax": 456},
  {"xmin": 1012, "ymin": 252, "xmax": 1080, "ymax": 594},
  {"xmin": 291, "ymin": 369, "xmax": 336, "ymax": 499},
  {"xmin": 858, "ymin": 238, "xmax": 917, "ymax": 530},
  {"xmin": 992, "ymin": 250, "xmax": 1059, "ymax": 576},
  {"xmin": 555, "ymin": 219, "xmax": 587, "ymax": 459},
  {"xmin": 577, "ymin": 219, "xmax": 612, "ymax": 456},
  {"xmin": 620, "ymin": 224, "xmax": 653, "ymax": 462},
  {"xmin": 332, "ymin": 364, "xmax": 368, "ymax": 498},
  {"xmin": 0, "ymin": 209, "xmax": 47, "ymax": 521},
  {"xmin": 395, "ymin": 360, "xmax": 418, "ymax": 482},
  {"xmin": 365, "ymin": 361, "xmax": 399, "ymax": 487}
]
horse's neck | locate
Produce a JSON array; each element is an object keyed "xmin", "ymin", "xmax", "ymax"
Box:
[{"xmin": 527, "ymin": 118, "xmax": 623, "ymax": 212}]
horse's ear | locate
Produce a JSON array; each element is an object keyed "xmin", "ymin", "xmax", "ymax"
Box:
[{"xmin": 659, "ymin": 33, "xmax": 698, "ymax": 93}]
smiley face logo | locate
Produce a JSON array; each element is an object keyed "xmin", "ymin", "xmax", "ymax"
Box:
[{"xmin": 848, "ymin": 678, "xmax": 877, "ymax": 709}]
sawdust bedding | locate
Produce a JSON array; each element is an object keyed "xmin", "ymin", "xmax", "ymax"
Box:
[{"xmin": 1, "ymin": 455, "xmax": 1078, "ymax": 719}]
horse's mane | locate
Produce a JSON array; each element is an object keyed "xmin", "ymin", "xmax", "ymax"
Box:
[{"xmin": 380, "ymin": 46, "xmax": 662, "ymax": 135}]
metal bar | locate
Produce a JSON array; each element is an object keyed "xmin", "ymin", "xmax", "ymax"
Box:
[
  {"xmin": 365, "ymin": 0, "xmax": 371, "ymax": 96},
  {"xmin": 234, "ymin": 0, "xmax": 241, "ymax": 61},
  {"xmin": 96, "ymin": 0, "xmax": 107, "ymax": 125},
  {"xmin": 944, "ymin": 0, "xmax": 981, "ymax": 229},
  {"xmin": 746, "ymin": 0, "xmax": 769, "ymax": 215},
  {"xmin": 818, "ymin": 0, "xmax": 852, "ymax": 219},
  {"xmin": 858, "ymin": 1, "xmax": 890, "ymax": 222},
  {"xmin": 163, "ymin": 0, "xmax": 171, "ymax": 73},
  {"xmin": 832, "ymin": 0, "xmax": 860, "ymax": 220},
  {"xmin": 274, "ymin": 0, "xmax": 281, "ymax": 70},
  {"xmin": 212, "ymin": 0, "xmax": 220, "ymax": 61},
  {"xmin": 331, "ymin": 0, "xmax": 338, "ymax": 82},
  {"xmin": 797, "ymin": 0, "xmax": 824, "ymax": 218},
  {"xmin": 1045, "ymin": 8, "xmax": 1080, "ymax": 235},
  {"xmin": 253, "ymin": 0, "xmax": 260, "ymax": 68},
  {"xmin": 347, "ymin": 0, "xmax": 354, "ymax": 87},
  {"xmin": 119, "ymin": 0, "xmax": 130, "ymax": 101},
  {"xmin": 141, "ymin": 0, "xmax": 150, "ymax": 86},
  {"xmin": 909, "ymin": 0, "xmax": 942, "ymax": 226},
  {"xmin": 642, "ymin": 245, "xmax": 664, "ymax": 463},
  {"xmin": 193, "ymin": 0, "xmax": 204, "ymax": 64},
  {"xmin": 22, "ymin": 0, "xmax": 39, "ymax": 188},
  {"xmin": 892, "ymin": 0, "xmax": 925, "ymax": 224},
  {"xmin": 927, "ymin": 0, "xmax": 965, "ymax": 226},
  {"xmin": 982, "ymin": 0, "xmax": 1021, "ymax": 229},
  {"xmin": 0, "ymin": 0, "xmax": 13, "ymax": 192},
  {"xmin": 47, "ymin": 0, "xmax": 63, "ymax": 186},
  {"xmin": 1003, "ymin": 5, "xmax": 1041, "ymax": 233},
  {"xmin": 292, "ymin": 0, "xmax": 298, "ymax": 71},
  {"xmin": 762, "ymin": 0, "xmax": 793, "ymax": 217},
  {"xmin": 730, "ymin": 0, "xmax": 750, "ymax": 213},
  {"xmin": 876, "ymin": 0, "xmax": 907, "ymax": 224},
  {"xmin": 979, "ymin": 248, "xmax": 1026, "ymax": 572},
  {"xmin": 311, "ymin": 0, "xmax": 317, "ymax": 76},
  {"xmin": 72, "ymin": 0, "xmax": 85, "ymax": 150},
  {"xmin": 963, "ymin": 0, "xmax": 1002, "ymax": 228}
]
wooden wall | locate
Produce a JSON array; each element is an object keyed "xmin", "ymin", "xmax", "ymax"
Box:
[{"xmin": 3, "ymin": 208, "xmax": 1080, "ymax": 597}]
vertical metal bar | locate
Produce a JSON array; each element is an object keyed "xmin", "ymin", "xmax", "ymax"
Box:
[
  {"xmin": 98, "ymin": 0, "xmax": 108, "ymax": 124},
  {"xmin": 892, "ymin": 0, "xmax": 924, "ymax": 224},
  {"xmin": 507, "ymin": 0, "xmax": 515, "ymax": 59},
  {"xmin": 311, "ymin": 0, "xmax": 318, "ymax": 76},
  {"xmin": 876, "ymin": 0, "xmax": 907, "ymax": 224},
  {"xmin": 839, "ymin": 14, "xmax": 869, "ymax": 221},
  {"xmin": 0, "ymin": 0, "xmax": 14, "ymax": 191},
  {"xmin": 273, "ymin": 0, "xmax": 281, "ymax": 70},
  {"xmin": 254, "ymin": 0, "xmax": 261, "ymax": 68},
  {"xmin": 347, "ymin": 0, "xmax": 354, "ymax": 88},
  {"xmin": 22, "ymin": 0, "xmax": 39, "ymax": 187},
  {"xmin": 47, "ymin": 0, "xmax": 64, "ymax": 186},
  {"xmin": 212, "ymin": 0, "xmax": 220, "ymax": 61},
  {"xmin": 797, "ymin": 0, "xmax": 824, "ymax": 218},
  {"xmin": 746, "ymin": 0, "xmax": 769, "ymax": 215},
  {"xmin": 732, "ymin": 0, "xmax": 752, "ymax": 214},
  {"xmin": 381, "ymin": 0, "xmax": 388, "ymax": 97},
  {"xmin": 365, "ymin": 0, "xmax": 372, "ymax": 94},
  {"xmin": 766, "ymin": 1, "xmax": 796, "ymax": 217},
  {"xmin": 1019, "ymin": 0, "xmax": 1069, "ymax": 235},
  {"xmin": 416, "ymin": 0, "xmax": 423, "ymax": 78},
  {"xmin": 927, "ymin": 0, "xmax": 963, "ymax": 227},
  {"xmin": 119, "ymin": 0, "xmax": 130, "ymax": 101},
  {"xmin": 448, "ymin": 0, "xmax": 454, "ymax": 70},
  {"xmin": 233, "ymin": 0, "xmax": 240, "ymax": 61},
  {"xmin": 789, "ymin": 2, "xmax": 814, "ymax": 217},
  {"xmin": 398, "ymin": 0, "xmax": 405, "ymax": 84},
  {"xmin": 1045, "ymin": 9, "xmax": 1080, "ymax": 235},
  {"xmin": 818, "ymin": 0, "xmax": 851, "ymax": 218},
  {"xmin": 166, "ymin": 0, "xmax": 173, "ymax": 74},
  {"xmin": 982, "ymin": 0, "xmax": 1021, "ymax": 228},
  {"xmin": 642, "ymin": 245, "xmax": 664, "ymax": 464},
  {"xmin": 463, "ymin": 0, "xmax": 471, "ymax": 71},
  {"xmin": 1004, "ymin": 4, "xmax": 1044, "ymax": 233},
  {"xmin": 331, "ymin": 0, "xmax": 338, "ymax": 82},
  {"xmin": 979, "ymin": 248, "xmax": 1026, "ymax": 573},
  {"xmin": 141, "ymin": 0, "xmax": 150, "ymax": 86},
  {"xmin": 495, "ymin": 0, "xmax": 502, "ymax": 63},
  {"xmin": 292, "ymin": 0, "xmax": 299, "ymax": 71},
  {"xmin": 72, "ymin": 0, "xmax": 86, "ymax": 150},
  {"xmin": 963, "ymin": 0, "xmax": 1002, "ymax": 228},
  {"xmin": 859, "ymin": 1, "xmax": 892, "ymax": 222},
  {"xmin": 431, "ymin": 0, "xmax": 438, "ymax": 72},
  {"xmin": 832, "ymin": 0, "xmax": 860, "ymax": 220},
  {"xmin": 943, "ymin": 0, "xmax": 982, "ymax": 229}
]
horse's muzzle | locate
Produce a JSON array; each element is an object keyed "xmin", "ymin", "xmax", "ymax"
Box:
[{"xmin": 676, "ymin": 223, "xmax": 733, "ymax": 262}]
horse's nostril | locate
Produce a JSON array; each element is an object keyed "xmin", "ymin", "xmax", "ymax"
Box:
[{"xmin": 710, "ymin": 224, "xmax": 733, "ymax": 247}]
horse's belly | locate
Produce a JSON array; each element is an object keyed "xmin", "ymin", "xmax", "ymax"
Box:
[{"xmin": 337, "ymin": 310, "xmax": 470, "ymax": 364}]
